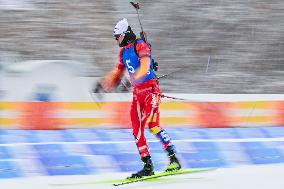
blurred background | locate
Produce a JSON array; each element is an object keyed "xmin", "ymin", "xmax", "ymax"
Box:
[
  {"xmin": 1, "ymin": 0, "xmax": 284, "ymax": 93},
  {"xmin": 0, "ymin": 0, "xmax": 284, "ymax": 184}
]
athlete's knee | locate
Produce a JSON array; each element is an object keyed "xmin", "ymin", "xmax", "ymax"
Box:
[{"xmin": 150, "ymin": 125, "xmax": 162, "ymax": 135}]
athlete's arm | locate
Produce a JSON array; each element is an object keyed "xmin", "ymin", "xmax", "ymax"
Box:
[
  {"xmin": 100, "ymin": 49, "xmax": 125, "ymax": 92},
  {"xmin": 100, "ymin": 68, "xmax": 124, "ymax": 92},
  {"xmin": 133, "ymin": 41, "xmax": 151, "ymax": 80},
  {"xmin": 134, "ymin": 56, "xmax": 150, "ymax": 80}
]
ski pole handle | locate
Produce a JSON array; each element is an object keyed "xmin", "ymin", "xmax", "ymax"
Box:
[{"xmin": 130, "ymin": 2, "xmax": 140, "ymax": 9}]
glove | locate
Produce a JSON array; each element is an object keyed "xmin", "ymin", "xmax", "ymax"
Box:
[
  {"xmin": 93, "ymin": 82, "xmax": 104, "ymax": 93},
  {"xmin": 91, "ymin": 82, "xmax": 104, "ymax": 107}
]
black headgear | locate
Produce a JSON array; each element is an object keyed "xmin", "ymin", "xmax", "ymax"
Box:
[{"xmin": 118, "ymin": 26, "xmax": 136, "ymax": 47}]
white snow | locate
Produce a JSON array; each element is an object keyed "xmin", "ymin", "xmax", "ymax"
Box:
[{"xmin": 0, "ymin": 164, "xmax": 283, "ymax": 189}]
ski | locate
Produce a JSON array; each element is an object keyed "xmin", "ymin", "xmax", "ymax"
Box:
[
  {"xmin": 113, "ymin": 167, "xmax": 216, "ymax": 186},
  {"xmin": 49, "ymin": 168, "xmax": 216, "ymax": 187}
]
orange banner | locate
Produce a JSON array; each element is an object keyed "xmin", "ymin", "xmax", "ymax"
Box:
[{"xmin": 0, "ymin": 101, "xmax": 283, "ymax": 129}]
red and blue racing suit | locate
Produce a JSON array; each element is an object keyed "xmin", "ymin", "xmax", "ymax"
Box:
[{"xmin": 116, "ymin": 39, "xmax": 174, "ymax": 157}]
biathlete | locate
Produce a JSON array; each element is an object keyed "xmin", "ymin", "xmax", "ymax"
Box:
[{"xmin": 94, "ymin": 18, "xmax": 181, "ymax": 178}]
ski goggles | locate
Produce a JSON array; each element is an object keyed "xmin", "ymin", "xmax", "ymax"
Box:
[{"xmin": 114, "ymin": 34, "xmax": 121, "ymax": 40}]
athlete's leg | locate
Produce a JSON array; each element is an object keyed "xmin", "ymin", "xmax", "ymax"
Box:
[
  {"xmin": 144, "ymin": 87, "xmax": 181, "ymax": 171},
  {"xmin": 129, "ymin": 94, "xmax": 154, "ymax": 178},
  {"xmin": 131, "ymin": 95, "xmax": 150, "ymax": 157},
  {"xmin": 144, "ymin": 92, "xmax": 173, "ymax": 150}
]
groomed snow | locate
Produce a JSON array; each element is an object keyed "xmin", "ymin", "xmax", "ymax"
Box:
[{"xmin": 0, "ymin": 164, "xmax": 283, "ymax": 189}]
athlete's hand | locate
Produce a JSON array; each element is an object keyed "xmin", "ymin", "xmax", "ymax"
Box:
[{"xmin": 93, "ymin": 82, "xmax": 104, "ymax": 93}]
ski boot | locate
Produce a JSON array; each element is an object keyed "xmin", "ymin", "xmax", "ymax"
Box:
[
  {"xmin": 165, "ymin": 146, "xmax": 181, "ymax": 172},
  {"xmin": 128, "ymin": 156, "xmax": 154, "ymax": 179}
]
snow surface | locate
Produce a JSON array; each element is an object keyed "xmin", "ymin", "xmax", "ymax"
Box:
[{"xmin": 0, "ymin": 164, "xmax": 283, "ymax": 189}]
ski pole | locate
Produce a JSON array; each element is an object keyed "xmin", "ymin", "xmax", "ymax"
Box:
[{"xmin": 130, "ymin": 1, "xmax": 147, "ymax": 41}]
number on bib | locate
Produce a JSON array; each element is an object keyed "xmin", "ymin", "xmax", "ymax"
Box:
[{"xmin": 126, "ymin": 59, "xmax": 135, "ymax": 73}]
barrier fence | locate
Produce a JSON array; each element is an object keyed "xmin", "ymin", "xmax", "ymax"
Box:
[{"xmin": 1, "ymin": 100, "xmax": 284, "ymax": 129}]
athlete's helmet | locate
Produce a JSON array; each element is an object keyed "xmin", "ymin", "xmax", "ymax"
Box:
[{"xmin": 113, "ymin": 18, "xmax": 136, "ymax": 47}]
